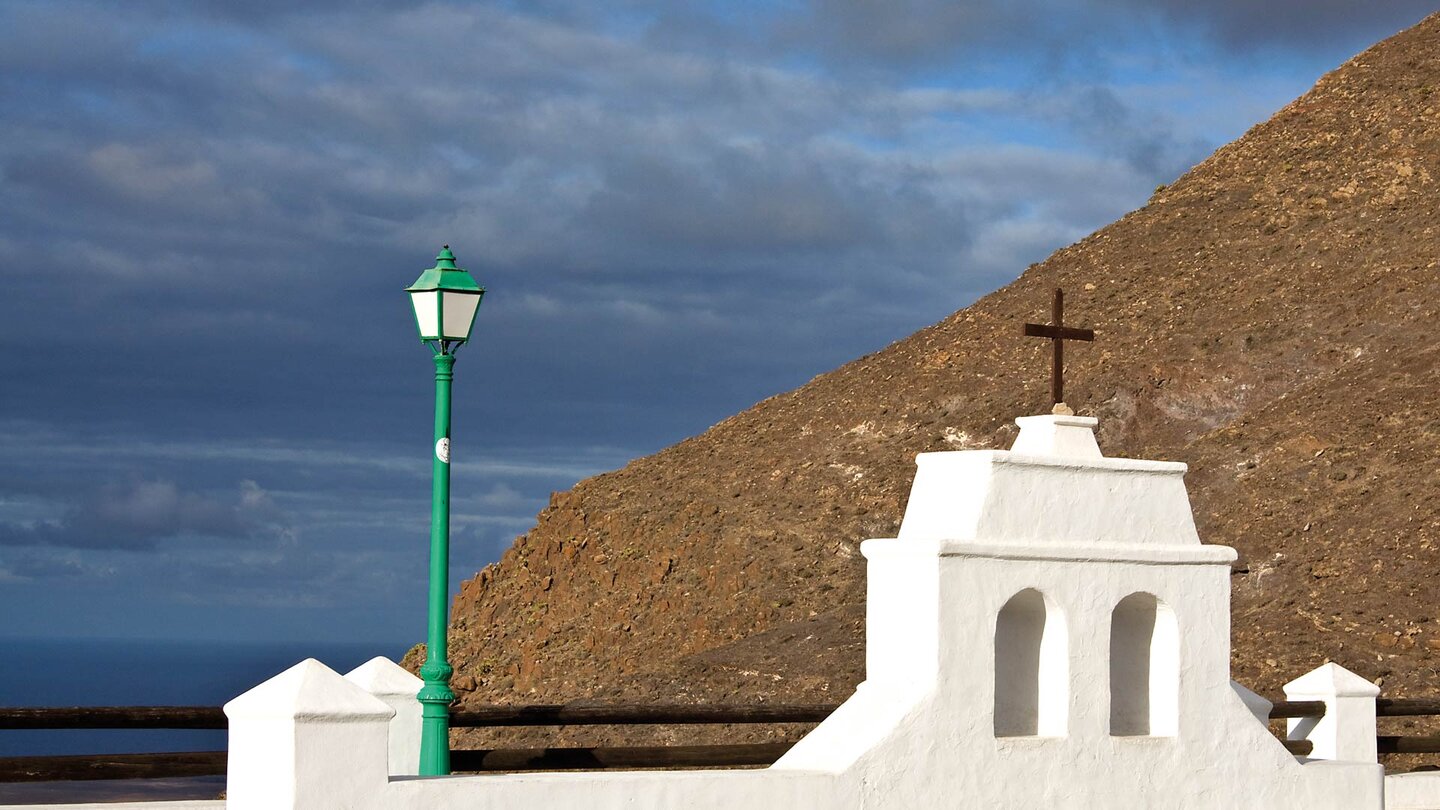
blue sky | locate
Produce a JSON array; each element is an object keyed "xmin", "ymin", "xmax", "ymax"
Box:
[{"xmin": 0, "ymin": 0, "xmax": 1431, "ymax": 646}]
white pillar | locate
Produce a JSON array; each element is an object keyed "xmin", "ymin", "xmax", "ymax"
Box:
[
  {"xmin": 224, "ymin": 658, "xmax": 394, "ymax": 809},
  {"xmin": 346, "ymin": 656, "xmax": 424, "ymax": 776},
  {"xmin": 1283, "ymin": 662, "xmax": 1379, "ymax": 762}
]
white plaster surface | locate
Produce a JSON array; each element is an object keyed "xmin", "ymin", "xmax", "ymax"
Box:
[
  {"xmin": 1010, "ymin": 414, "xmax": 1103, "ymax": 458},
  {"xmin": 1233, "ymin": 679, "xmax": 1275, "ymax": 725},
  {"xmin": 224, "ymin": 658, "xmax": 393, "ymax": 809},
  {"xmin": 345, "ymin": 656, "xmax": 424, "ymax": 776},
  {"xmin": 1387, "ymin": 771, "xmax": 1440, "ymax": 809},
  {"xmin": 218, "ymin": 413, "xmax": 1395, "ymax": 809},
  {"xmin": 1285, "ymin": 662, "xmax": 1381, "ymax": 762},
  {"xmin": 895, "ymin": 452, "xmax": 1200, "ymax": 549}
]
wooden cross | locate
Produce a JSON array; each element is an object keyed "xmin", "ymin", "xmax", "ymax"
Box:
[{"xmin": 1023, "ymin": 288, "xmax": 1094, "ymax": 407}]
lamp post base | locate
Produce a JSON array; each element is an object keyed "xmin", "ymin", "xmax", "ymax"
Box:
[{"xmin": 418, "ymin": 668, "xmax": 455, "ymax": 776}]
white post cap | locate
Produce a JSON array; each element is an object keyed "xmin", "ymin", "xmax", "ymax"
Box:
[
  {"xmin": 345, "ymin": 656, "xmax": 423, "ymax": 699},
  {"xmin": 1284, "ymin": 662, "xmax": 1381, "ymax": 699},
  {"xmin": 1010, "ymin": 414, "xmax": 1103, "ymax": 459},
  {"xmin": 225, "ymin": 658, "xmax": 396, "ymax": 721}
]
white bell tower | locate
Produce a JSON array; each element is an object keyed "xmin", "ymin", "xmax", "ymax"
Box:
[{"xmin": 775, "ymin": 412, "xmax": 1382, "ymax": 809}]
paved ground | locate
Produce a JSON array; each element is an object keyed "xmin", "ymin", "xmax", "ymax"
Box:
[{"xmin": 0, "ymin": 776, "xmax": 224, "ymax": 806}]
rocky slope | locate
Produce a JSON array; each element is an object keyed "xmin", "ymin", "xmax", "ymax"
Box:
[{"xmin": 426, "ymin": 13, "xmax": 1440, "ymax": 748}]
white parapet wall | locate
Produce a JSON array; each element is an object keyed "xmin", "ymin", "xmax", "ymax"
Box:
[
  {"xmin": 222, "ymin": 413, "xmax": 1395, "ymax": 809},
  {"xmin": 1387, "ymin": 772, "xmax": 1440, "ymax": 810}
]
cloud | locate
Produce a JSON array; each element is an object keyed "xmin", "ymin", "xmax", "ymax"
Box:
[
  {"xmin": 0, "ymin": 478, "xmax": 287, "ymax": 551},
  {"xmin": 85, "ymin": 144, "xmax": 220, "ymax": 201},
  {"xmin": 1042, "ymin": 85, "xmax": 1211, "ymax": 180},
  {"xmin": 779, "ymin": 0, "xmax": 1071, "ymax": 69},
  {"xmin": 765, "ymin": 0, "xmax": 1435, "ymax": 82},
  {"xmin": 164, "ymin": 545, "xmax": 409, "ymax": 608},
  {"xmin": 0, "ymin": 427, "xmax": 628, "ymax": 482},
  {"xmin": 1125, "ymin": 2, "xmax": 1436, "ymax": 51},
  {"xmin": 0, "ymin": 550, "xmax": 112, "ymax": 581},
  {"xmin": 0, "ymin": 0, "xmax": 1418, "ymax": 641},
  {"xmin": 475, "ymin": 482, "xmax": 529, "ymax": 511},
  {"xmin": 0, "ymin": 0, "xmax": 1186, "ymax": 464}
]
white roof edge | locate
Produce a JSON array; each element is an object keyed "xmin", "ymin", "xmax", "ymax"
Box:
[
  {"xmin": 912, "ymin": 449, "xmax": 1186, "ymax": 474},
  {"xmin": 862, "ymin": 537, "xmax": 1237, "ymax": 565}
]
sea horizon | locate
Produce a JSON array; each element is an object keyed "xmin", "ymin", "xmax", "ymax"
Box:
[{"xmin": 0, "ymin": 636, "xmax": 413, "ymax": 758}]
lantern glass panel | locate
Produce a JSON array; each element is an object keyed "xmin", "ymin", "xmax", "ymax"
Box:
[
  {"xmin": 411, "ymin": 291, "xmax": 440, "ymax": 339},
  {"xmin": 442, "ymin": 292, "xmax": 481, "ymax": 340}
]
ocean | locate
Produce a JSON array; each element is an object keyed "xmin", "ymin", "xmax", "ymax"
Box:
[{"xmin": 0, "ymin": 637, "xmax": 412, "ymax": 758}]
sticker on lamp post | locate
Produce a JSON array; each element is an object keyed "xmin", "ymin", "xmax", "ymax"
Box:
[{"xmin": 436, "ymin": 438, "xmax": 450, "ymax": 464}]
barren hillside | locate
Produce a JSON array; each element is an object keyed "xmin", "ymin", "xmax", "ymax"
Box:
[{"xmin": 424, "ymin": 13, "xmax": 1440, "ymax": 748}]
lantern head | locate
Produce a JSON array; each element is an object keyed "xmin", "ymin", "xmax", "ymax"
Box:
[{"xmin": 406, "ymin": 246, "xmax": 484, "ymax": 349}]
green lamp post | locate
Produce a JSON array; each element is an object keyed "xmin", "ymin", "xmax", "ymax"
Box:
[{"xmin": 406, "ymin": 245, "xmax": 484, "ymax": 776}]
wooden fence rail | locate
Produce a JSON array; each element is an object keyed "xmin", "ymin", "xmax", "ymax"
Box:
[
  {"xmin": 450, "ymin": 742, "xmax": 795, "ymax": 772},
  {"xmin": 1269, "ymin": 701, "xmax": 1326, "ymax": 719},
  {"xmin": 1377, "ymin": 699, "xmax": 1440, "ymax": 717},
  {"xmin": 0, "ymin": 696, "xmax": 1383, "ymax": 782},
  {"xmin": 0, "ymin": 700, "xmax": 1328, "ymax": 730},
  {"xmin": 0, "ymin": 706, "xmax": 226, "ymax": 730},
  {"xmin": 1379, "ymin": 736, "xmax": 1440, "ymax": 755},
  {"xmin": 450, "ymin": 704, "xmax": 838, "ymax": 727},
  {"xmin": 0, "ymin": 751, "xmax": 227, "ymax": 783}
]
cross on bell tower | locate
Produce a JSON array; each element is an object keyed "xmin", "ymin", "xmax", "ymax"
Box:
[{"xmin": 1023, "ymin": 287, "xmax": 1094, "ymax": 411}]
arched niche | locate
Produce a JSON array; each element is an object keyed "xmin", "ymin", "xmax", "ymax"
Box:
[
  {"xmin": 993, "ymin": 588, "xmax": 1068, "ymax": 737},
  {"xmin": 1109, "ymin": 592, "xmax": 1179, "ymax": 736}
]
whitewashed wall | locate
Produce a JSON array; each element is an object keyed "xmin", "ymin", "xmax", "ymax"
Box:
[{"xmin": 219, "ymin": 414, "xmax": 1407, "ymax": 809}]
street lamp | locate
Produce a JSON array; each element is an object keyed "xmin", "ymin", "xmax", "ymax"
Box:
[{"xmin": 406, "ymin": 245, "xmax": 484, "ymax": 776}]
